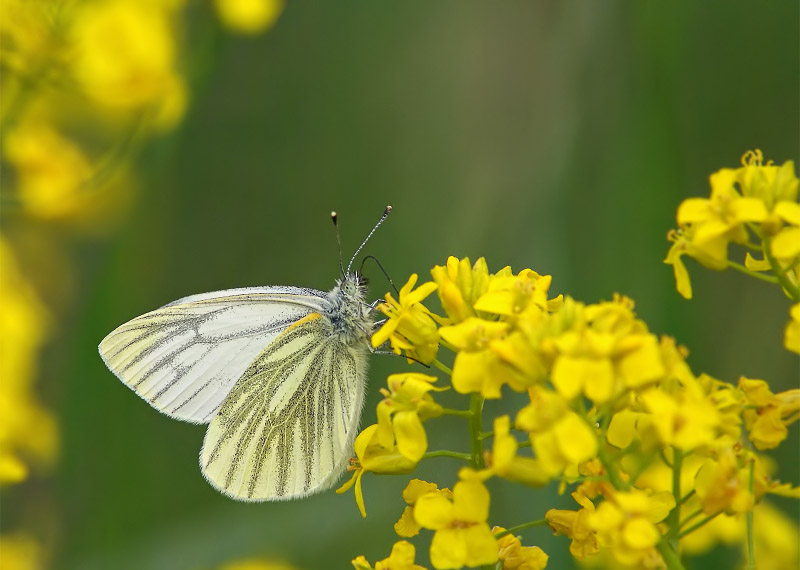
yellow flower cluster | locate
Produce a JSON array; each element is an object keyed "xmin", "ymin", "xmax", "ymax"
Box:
[
  {"xmin": 344, "ymin": 253, "xmax": 798, "ymax": 569},
  {"xmin": 665, "ymin": 151, "xmax": 800, "ymax": 354}
]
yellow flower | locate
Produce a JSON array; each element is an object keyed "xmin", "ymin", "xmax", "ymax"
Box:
[
  {"xmin": 693, "ymin": 447, "xmax": 753, "ymax": 515},
  {"xmin": 785, "ymin": 303, "xmax": 800, "ymax": 354},
  {"xmin": 414, "ymin": 469, "xmax": 499, "ymax": 569},
  {"xmin": 3, "ymin": 122, "xmax": 93, "ymax": 220},
  {"xmin": 750, "ymin": 501, "xmax": 800, "ymax": 570},
  {"xmin": 0, "ymin": 533, "xmax": 46, "ymax": 570},
  {"xmin": 70, "ymin": 0, "xmax": 184, "ymax": 117},
  {"xmin": 474, "ymin": 268, "xmax": 556, "ymax": 321},
  {"xmin": 394, "ymin": 479, "xmax": 453, "ymax": 538},
  {"xmin": 214, "ymin": 0, "xmax": 284, "ymax": 35},
  {"xmin": 336, "ymin": 425, "xmax": 417, "ymax": 517},
  {"xmin": 587, "ymin": 489, "xmax": 674, "ymax": 568},
  {"xmin": 376, "ymin": 373, "xmax": 444, "ymax": 463},
  {"xmin": 736, "ymin": 150, "xmax": 799, "ymax": 212},
  {"xmin": 639, "ymin": 378, "xmax": 721, "ymax": 451},
  {"xmin": 431, "ymin": 256, "xmax": 490, "ymax": 323},
  {"xmin": 492, "ymin": 527, "xmax": 549, "ymax": 570},
  {"xmin": 738, "ymin": 377, "xmax": 799, "ymax": 450},
  {"xmin": 440, "ymin": 318, "xmax": 521, "ymax": 397},
  {"xmin": 352, "ymin": 541, "xmax": 428, "ymax": 570},
  {"xmin": 488, "ymin": 415, "xmax": 549, "ymax": 487},
  {"xmin": 372, "ymin": 274, "xmax": 442, "ymax": 364},
  {"xmin": 545, "ymin": 494, "xmax": 599, "ymax": 559}
]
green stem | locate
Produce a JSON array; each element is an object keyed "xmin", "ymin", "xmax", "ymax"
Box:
[
  {"xmin": 678, "ymin": 489, "xmax": 696, "ymax": 506},
  {"xmin": 657, "ymin": 538, "xmax": 687, "ymax": 570},
  {"xmin": 469, "ymin": 394, "xmax": 485, "ymax": 469},
  {"xmin": 422, "ymin": 450, "xmax": 472, "ymax": 461},
  {"xmin": 679, "ymin": 513, "xmax": 719, "ymax": 539},
  {"xmin": 746, "ymin": 459, "xmax": 756, "ymax": 570},
  {"xmin": 440, "ymin": 408, "xmax": 471, "ymax": 418},
  {"xmin": 668, "ymin": 449, "xmax": 683, "ymax": 550},
  {"xmin": 493, "ymin": 519, "xmax": 548, "ymax": 539},
  {"xmin": 678, "ymin": 508, "xmax": 704, "ymax": 529},
  {"xmin": 432, "ymin": 359, "xmax": 453, "ymax": 375},
  {"xmin": 726, "ymin": 260, "xmax": 779, "ymax": 284}
]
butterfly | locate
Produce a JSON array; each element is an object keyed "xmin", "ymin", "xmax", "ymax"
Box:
[{"xmin": 98, "ymin": 207, "xmax": 391, "ymax": 501}]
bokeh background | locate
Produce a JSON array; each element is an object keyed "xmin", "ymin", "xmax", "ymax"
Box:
[{"xmin": 1, "ymin": 1, "xmax": 798, "ymax": 569}]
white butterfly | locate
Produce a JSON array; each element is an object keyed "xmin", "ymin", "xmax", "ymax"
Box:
[{"xmin": 98, "ymin": 207, "xmax": 391, "ymax": 501}]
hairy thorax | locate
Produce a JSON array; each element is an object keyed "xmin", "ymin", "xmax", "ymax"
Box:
[{"xmin": 324, "ymin": 274, "xmax": 373, "ymax": 346}]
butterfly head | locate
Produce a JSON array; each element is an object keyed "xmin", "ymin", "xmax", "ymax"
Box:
[{"xmin": 325, "ymin": 272, "xmax": 372, "ymax": 345}]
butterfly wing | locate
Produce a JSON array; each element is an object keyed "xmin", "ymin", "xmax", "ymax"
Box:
[
  {"xmin": 200, "ymin": 313, "xmax": 368, "ymax": 501},
  {"xmin": 98, "ymin": 287, "xmax": 328, "ymax": 424}
]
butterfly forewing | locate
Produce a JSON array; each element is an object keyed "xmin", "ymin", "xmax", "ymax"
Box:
[
  {"xmin": 200, "ymin": 314, "xmax": 367, "ymax": 501},
  {"xmin": 98, "ymin": 287, "xmax": 328, "ymax": 424}
]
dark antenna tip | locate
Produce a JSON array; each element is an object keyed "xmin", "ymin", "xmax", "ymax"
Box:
[
  {"xmin": 331, "ymin": 210, "xmax": 344, "ymax": 276},
  {"xmin": 384, "ymin": 205, "xmax": 392, "ymax": 215}
]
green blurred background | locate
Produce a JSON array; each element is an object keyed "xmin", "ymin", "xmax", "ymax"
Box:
[{"xmin": 3, "ymin": 1, "xmax": 798, "ymax": 569}]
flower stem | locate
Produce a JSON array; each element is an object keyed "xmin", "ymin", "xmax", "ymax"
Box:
[
  {"xmin": 422, "ymin": 450, "xmax": 472, "ymax": 461},
  {"xmin": 679, "ymin": 513, "xmax": 719, "ymax": 539},
  {"xmin": 657, "ymin": 538, "xmax": 687, "ymax": 570},
  {"xmin": 726, "ymin": 260, "xmax": 779, "ymax": 284},
  {"xmin": 763, "ymin": 238, "xmax": 800, "ymax": 301},
  {"xmin": 668, "ymin": 449, "xmax": 683, "ymax": 551},
  {"xmin": 746, "ymin": 459, "xmax": 756, "ymax": 570},
  {"xmin": 441, "ymin": 407, "xmax": 471, "ymax": 418},
  {"xmin": 493, "ymin": 519, "xmax": 548, "ymax": 539},
  {"xmin": 432, "ymin": 359, "xmax": 453, "ymax": 375},
  {"xmin": 469, "ymin": 393, "xmax": 485, "ymax": 469}
]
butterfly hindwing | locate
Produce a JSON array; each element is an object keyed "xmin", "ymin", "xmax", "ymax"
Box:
[
  {"xmin": 200, "ymin": 313, "xmax": 367, "ymax": 501},
  {"xmin": 98, "ymin": 287, "xmax": 328, "ymax": 424}
]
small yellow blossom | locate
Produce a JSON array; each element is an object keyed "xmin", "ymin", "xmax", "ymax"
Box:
[
  {"xmin": 587, "ymin": 489, "xmax": 674, "ymax": 568},
  {"xmin": 395, "ymin": 479, "xmax": 453, "ymax": 538},
  {"xmin": 431, "ymin": 256, "xmax": 490, "ymax": 322},
  {"xmin": 493, "ymin": 527, "xmax": 549, "ymax": 570},
  {"xmin": 376, "ymin": 373, "xmax": 444, "ymax": 462},
  {"xmin": 352, "ymin": 541, "xmax": 428, "ymax": 570},
  {"xmin": 337, "ymin": 425, "xmax": 417, "ymax": 517},
  {"xmin": 0, "ymin": 533, "xmax": 46, "ymax": 570},
  {"xmin": 694, "ymin": 447, "xmax": 753, "ymax": 515},
  {"xmin": 736, "ymin": 150, "xmax": 799, "ymax": 212},
  {"xmin": 214, "ymin": 0, "xmax": 285, "ymax": 35},
  {"xmin": 372, "ymin": 274, "xmax": 442, "ymax": 364},
  {"xmin": 474, "ymin": 268, "xmax": 554, "ymax": 321},
  {"xmin": 785, "ymin": 303, "xmax": 800, "ymax": 354},
  {"xmin": 414, "ymin": 469, "xmax": 499, "ymax": 569},
  {"xmin": 545, "ymin": 494, "xmax": 599, "ymax": 559},
  {"xmin": 738, "ymin": 377, "xmax": 800, "ymax": 450},
  {"xmin": 488, "ymin": 416, "xmax": 549, "ymax": 487}
]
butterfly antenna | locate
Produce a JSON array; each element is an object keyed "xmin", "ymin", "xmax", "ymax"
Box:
[
  {"xmin": 346, "ymin": 205, "xmax": 392, "ymax": 274},
  {"xmin": 331, "ymin": 211, "xmax": 345, "ymax": 277},
  {"xmin": 360, "ymin": 255, "xmax": 399, "ymax": 295}
]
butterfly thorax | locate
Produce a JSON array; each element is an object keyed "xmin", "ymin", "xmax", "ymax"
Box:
[{"xmin": 324, "ymin": 273, "xmax": 372, "ymax": 346}]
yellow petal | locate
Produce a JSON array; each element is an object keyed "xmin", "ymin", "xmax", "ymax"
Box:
[
  {"xmin": 393, "ymin": 506, "xmax": 421, "ymax": 538},
  {"xmin": 452, "ymin": 479, "xmax": 490, "ymax": 523},
  {"xmin": 771, "ymin": 227, "xmax": 800, "ymax": 259},
  {"xmin": 774, "ymin": 201, "xmax": 800, "ymax": 225},
  {"xmin": 414, "ymin": 492, "xmax": 454, "ymax": 530},
  {"xmin": 463, "ymin": 524, "xmax": 501, "ymax": 566},
  {"xmin": 394, "ymin": 412, "xmax": 427, "ymax": 462},
  {"xmin": 429, "ymin": 528, "xmax": 467, "ymax": 569}
]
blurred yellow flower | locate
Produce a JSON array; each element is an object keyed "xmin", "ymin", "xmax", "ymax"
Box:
[
  {"xmin": 217, "ymin": 559, "xmax": 296, "ymax": 570},
  {"xmin": 694, "ymin": 447, "xmax": 753, "ymax": 515},
  {"xmin": 493, "ymin": 527, "xmax": 548, "ymax": 570},
  {"xmin": 587, "ymin": 489, "xmax": 673, "ymax": 568},
  {"xmin": 431, "ymin": 256, "xmax": 490, "ymax": 323},
  {"xmin": 413, "ymin": 469, "xmax": 498, "ymax": 569},
  {"xmin": 0, "ymin": 533, "xmax": 47, "ymax": 570},
  {"xmin": 372, "ymin": 274, "xmax": 442, "ymax": 364},
  {"xmin": 0, "ymin": 237, "xmax": 58, "ymax": 483},
  {"xmin": 785, "ymin": 303, "xmax": 800, "ymax": 354},
  {"xmin": 639, "ymin": 380, "xmax": 721, "ymax": 451},
  {"xmin": 214, "ymin": 0, "xmax": 285, "ymax": 35},
  {"xmin": 352, "ymin": 540, "xmax": 427, "ymax": 570},
  {"xmin": 3, "ymin": 121, "xmax": 93, "ymax": 220},
  {"xmin": 70, "ymin": 0, "xmax": 185, "ymax": 118}
]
